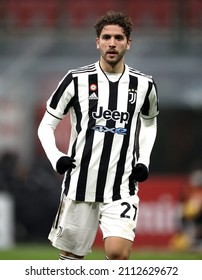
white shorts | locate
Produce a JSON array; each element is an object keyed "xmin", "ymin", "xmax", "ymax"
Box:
[{"xmin": 48, "ymin": 194, "xmax": 139, "ymax": 256}]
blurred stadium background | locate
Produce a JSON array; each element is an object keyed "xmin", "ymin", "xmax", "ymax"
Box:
[{"xmin": 0, "ymin": 0, "xmax": 202, "ymax": 259}]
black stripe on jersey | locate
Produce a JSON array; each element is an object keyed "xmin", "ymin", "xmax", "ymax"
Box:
[
  {"xmin": 75, "ymin": 73, "xmax": 98, "ymax": 201},
  {"xmin": 95, "ymin": 81, "xmax": 118, "ymax": 202},
  {"xmin": 49, "ymin": 72, "xmax": 73, "ymax": 109},
  {"xmin": 129, "ymin": 67, "xmax": 152, "ymax": 80},
  {"xmin": 46, "ymin": 110, "xmax": 62, "ymax": 120},
  {"xmin": 64, "ymin": 76, "xmax": 82, "ymax": 196},
  {"xmin": 153, "ymin": 80, "xmax": 159, "ymax": 112},
  {"xmin": 71, "ymin": 69, "xmax": 96, "ymax": 75},
  {"xmin": 128, "ymin": 114, "xmax": 140, "ymax": 194},
  {"xmin": 141, "ymin": 81, "xmax": 153, "ymax": 116},
  {"xmin": 112, "ymin": 75, "xmax": 138, "ymax": 200},
  {"xmin": 71, "ymin": 64, "xmax": 96, "ymax": 74},
  {"xmin": 133, "ymin": 114, "xmax": 141, "ymax": 164},
  {"xmin": 52, "ymin": 193, "xmax": 65, "ymax": 229},
  {"xmin": 72, "ymin": 77, "xmax": 82, "ymax": 135}
]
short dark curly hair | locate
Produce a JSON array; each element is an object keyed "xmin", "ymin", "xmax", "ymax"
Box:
[{"xmin": 94, "ymin": 11, "xmax": 133, "ymax": 39}]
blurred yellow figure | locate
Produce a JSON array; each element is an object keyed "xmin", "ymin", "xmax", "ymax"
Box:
[
  {"xmin": 170, "ymin": 232, "xmax": 192, "ymax": 251},
  {"xmin": 171, "ymin": 169, "xmax": 202, "ymax": 251},
  {"xmin": 183, "ymin": 197, "xmax": 202, "ymax": 219}
]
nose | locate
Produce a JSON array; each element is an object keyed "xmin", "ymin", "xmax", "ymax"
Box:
[{"xmin": 109, "ymin": 37, "xmax": 116, "ymax": 47}]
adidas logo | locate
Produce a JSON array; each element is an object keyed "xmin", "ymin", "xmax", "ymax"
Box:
[{"xmin": 89, "ymin": 92, "xmax": 98, "ymax": 100}]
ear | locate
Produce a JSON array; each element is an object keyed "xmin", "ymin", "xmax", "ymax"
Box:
[
  {"xmin": 96, "ymin": 38, "xmax": 100, "ymax": 49},
  {"xmin": 126, "ymin": 38, "xmax": 131, "ymax": 50}
]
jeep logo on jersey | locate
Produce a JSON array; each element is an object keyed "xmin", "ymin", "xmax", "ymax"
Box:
[{"xmin": 92, "ymin": 106, "xmax": 129, "ymax": 124}]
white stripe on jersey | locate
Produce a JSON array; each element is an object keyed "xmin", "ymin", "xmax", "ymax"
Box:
[{"xmin": 46, "ymin": 61, "xmax": 159, "ymax": 202}]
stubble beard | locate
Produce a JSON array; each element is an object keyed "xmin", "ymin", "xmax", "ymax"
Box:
[{"xmin": 103, "ymin": 52, "xmax": 125, "ymax": 69}]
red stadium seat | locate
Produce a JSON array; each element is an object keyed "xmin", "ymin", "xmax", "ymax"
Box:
[
  {"xmin": 187, "ymin": 0, "xmax": 202, "ymax": 28},
  {"xmin": 65, "ymin": 0, "xmax": 120, "ymax": 28},
  {"xmin": 121, "ymin": 1, "xmax": 146, "ymax": 28},
  {"xmin": 124, "ymin": 0, "xmax": 177, "ymax": 29},
  {"xmin": 5, "ymin": 0, "xmax": 59, "ymax": 29},
  {"xmin": 153, "ymin": 0, "xmax": 178, "ymax": 28},
  {"xmin": 2, "ymin": 0, "xmax": 201, "ymax": 30}
]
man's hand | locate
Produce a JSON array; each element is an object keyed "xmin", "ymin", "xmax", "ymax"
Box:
[
  {"xmin": 56, "ymin": 156, "xmax": 76, "ymax": 175},
  {"xmin": 131, "ymin": 163, "xmax": 149, "ymax": 182}
]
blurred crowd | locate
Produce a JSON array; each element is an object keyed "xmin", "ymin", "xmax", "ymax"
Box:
[{"xmin": 0, "ymin": 151, "xmax": 61, "ymax": 243}]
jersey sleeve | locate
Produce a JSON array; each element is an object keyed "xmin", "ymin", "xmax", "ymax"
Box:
[
  {"xmin": 38, "ymin": 111, "xmax": 67, "ymax": 171},
  {"xmin": 136, "ymin": 117, "xmax": 157, "ymax": 168},
  {"xmin": 46, "ymin": 71, "xmax": 75, "ymax": 120},
  {"xmin": 137, "ymin": 78, "xmax": 159, "ymax": 168},
  {"xmin": 38, "ymin": 71, "xmax": 75, "ymax": 171},
  {"xmin": 140, "ymin": 79, "xmax": 159, "ymax": 119}
]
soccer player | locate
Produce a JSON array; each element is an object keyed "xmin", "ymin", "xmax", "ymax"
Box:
[{"xmin": 38, "ymin": 11, "xmax": 159, "ymax": 260}]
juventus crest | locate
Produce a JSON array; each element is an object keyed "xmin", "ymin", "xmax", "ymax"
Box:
[{"xmin": 128, "ymin": 88, "xmax": 137, "ymax": 104}]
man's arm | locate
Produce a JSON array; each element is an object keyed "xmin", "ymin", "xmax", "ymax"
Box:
[
  {"xmin": 131, "ymin": 116, "xmax": 157, "ymax": 182},
  {"xmin": 38, "ymin": 111, "xmax": 67, "ymax": 171},
  {"xmin": 137, "ymin": 116, "xmax": 157, "ymax": 169}
]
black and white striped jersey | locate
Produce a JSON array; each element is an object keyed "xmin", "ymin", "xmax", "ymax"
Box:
[{"xmin": 45, "ymin": 61, "xmax": 159, "ymax": 202}]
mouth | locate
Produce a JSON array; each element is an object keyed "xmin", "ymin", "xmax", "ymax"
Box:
[
  {"xmin": 106, "ymin": 50, "xmax": 118, "ymax": 57},
  {"xmin": 107, "ymin": 50, "xmax": 118, "ymax": 54}
]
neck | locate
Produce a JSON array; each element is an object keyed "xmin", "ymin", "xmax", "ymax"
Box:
[{"xmin": 99, "ymin": 57, "xmax": 125, "ymax": 73}]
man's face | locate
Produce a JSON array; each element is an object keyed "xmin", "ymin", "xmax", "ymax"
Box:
[{"xmin": 96, "ymin": 25, "xmax": 131, "ymax": 68}]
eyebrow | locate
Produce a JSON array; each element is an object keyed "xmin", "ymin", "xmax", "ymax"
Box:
[{"xmin": 101, "ymin": 34, "xmax": 125, "ymax": 38}]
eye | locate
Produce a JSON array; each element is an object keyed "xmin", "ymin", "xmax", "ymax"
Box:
[
  {"xmin": 115, "ymin": 35, "xmax": 124, "ymax": 41},
  {"xmin": 102, "ymin": 34, "xmax": 111, "ymax": 40}
]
